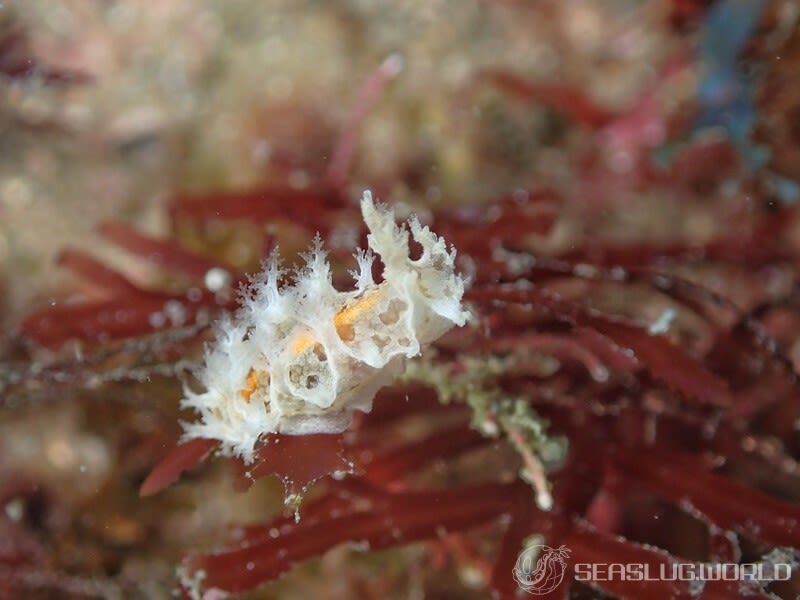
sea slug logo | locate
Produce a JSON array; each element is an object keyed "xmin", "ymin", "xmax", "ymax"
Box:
[
  {"xmin": 513, "ymin": 541, "xmax": 793, "ymax": 595},
  {"xmin": 513, "ymin": 543, "xmax": 571, "ymax": 595}
]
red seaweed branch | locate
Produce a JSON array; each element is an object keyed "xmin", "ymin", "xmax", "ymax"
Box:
[{"xmin": 10, "ymin": 38, "xmax": 800, "ymax": 600}]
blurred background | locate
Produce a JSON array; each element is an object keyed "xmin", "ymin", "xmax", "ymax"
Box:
[{"xmin": 1, "ymin": 1, "xmax": 800, "ymax": 598}]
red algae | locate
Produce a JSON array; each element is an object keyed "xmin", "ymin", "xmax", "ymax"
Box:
[{"xmin": 4, "ymin": 2, "xmax": 800, "ymax": 599}]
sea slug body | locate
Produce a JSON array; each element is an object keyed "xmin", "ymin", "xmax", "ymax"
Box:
[{"xmin": 181, "ymin": 191, "xmax": 468, "ymax": 460}]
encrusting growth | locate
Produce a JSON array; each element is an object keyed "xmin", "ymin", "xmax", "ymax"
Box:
[{"xmin": 181, "ymin": 191, "xmax": 469, "ymax": 460}]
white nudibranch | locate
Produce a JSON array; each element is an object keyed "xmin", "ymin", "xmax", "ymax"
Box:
[{"xmin": 181, "ymin": 191, "xmax": 469, "ymax": 460}]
